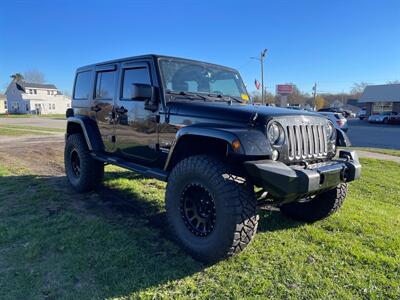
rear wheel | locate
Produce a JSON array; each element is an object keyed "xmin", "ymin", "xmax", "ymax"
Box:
[
  {"xmin": 166, "ymin": 155, "xmax": 258, "ymax": 263},
  {"xmin": 280, "ymin": 183, "xmax": 347, "ymax": 222},
  {"xmin": 64, "ymin": 133, "xmax": 104, "ymax": 192}
]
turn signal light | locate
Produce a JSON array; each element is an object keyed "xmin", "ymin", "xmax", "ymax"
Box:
[{"xmin": 232, "ymin": 139, "xmax": 241, "ymax": 151}]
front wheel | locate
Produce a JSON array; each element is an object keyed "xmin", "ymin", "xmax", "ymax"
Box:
[
  {"xmin": 166, "ymin": 155, "xmax": 258, "ymax": 263},
  {"xmin": 280, "ymin": 183, "xmax": 347, "ymax": 222}
]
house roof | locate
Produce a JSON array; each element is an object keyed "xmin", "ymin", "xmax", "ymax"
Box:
[
  {"xmin": 359, "ymin": 84, "xmax": 400, "ymax": 103},
  {"xmin": 16, "ymin": 81, "xmax": 58, "ymax": 91}
]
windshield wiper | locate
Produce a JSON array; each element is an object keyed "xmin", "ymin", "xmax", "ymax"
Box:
[
  {"xmin": 166, "ymin": 90, "xmax": 208, "ymax": 101},
  {"xmin": 207, "ymin": 93, "xmax": 243, "ymax": 103}
]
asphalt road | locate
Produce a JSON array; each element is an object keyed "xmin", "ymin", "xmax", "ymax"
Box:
[{"xmin": 347, "ymin": 119, "xmax": 400, "ymax": 150}]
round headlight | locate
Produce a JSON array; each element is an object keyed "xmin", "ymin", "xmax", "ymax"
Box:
[
  {"xmin": 267, "ymin": 122, "xmax": 284, "ymax": 145},
  {"xmin": 326, "ymin": 121, "xmax": 336, "ymax": 141}
]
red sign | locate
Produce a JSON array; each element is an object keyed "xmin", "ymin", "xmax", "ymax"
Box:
[{"xmin": 276, "ymin": 84, "xmax": 293, "ymax": 95}]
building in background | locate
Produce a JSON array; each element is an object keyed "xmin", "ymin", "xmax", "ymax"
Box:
[
  {"xmin": 0, "ymin": 94, "xmax": 7, "ymax": 114},
  {"xmin": 5, "ymin": 81, "xmax": 71, "ymax": 115},
  {"xmin": 359, "ymin": 84, "xmax": 400, "ymax": 116}
]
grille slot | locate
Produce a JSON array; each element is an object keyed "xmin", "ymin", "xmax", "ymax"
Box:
[{"xmin": 286, "ymin": 124, "xmax": 327, "ymax": 160}]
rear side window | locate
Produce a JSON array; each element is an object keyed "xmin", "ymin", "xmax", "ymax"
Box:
[
  {"xmin": 121, "ymin": 67, "xmax": 151, "ymax": 99},
  {"xmin": 95, "ymin": 71, "xmax": 116, "ymax": 99},
  {"xmin": 74, "ymin": 71, "xmax": 91, "ymax": 100}
]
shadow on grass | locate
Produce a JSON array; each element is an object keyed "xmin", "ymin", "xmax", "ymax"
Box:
[
  {"xmin": 257, "ymin": 208, "xmax": 305, "ymax": 232},
  {"xmin": 0, "ymin": 171, "xmax": 303, "ymax": 299}
]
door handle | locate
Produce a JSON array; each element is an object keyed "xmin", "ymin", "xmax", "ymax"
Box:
[
  {"xmin": 91, "ymin": 105, "xmax": 101, "ymax": 112},
  {"xmin": 115, "ymin": 106, "xmax": 128, "ymax": 114}
]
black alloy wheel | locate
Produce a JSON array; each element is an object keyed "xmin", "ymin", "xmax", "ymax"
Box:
[
  {"xmin": 70, "ymin": 149, "xmax": 81, "ymax": 177},
  {"xmin": 180, "ymin": 183, "xmax": 216, "ymax": 237}
]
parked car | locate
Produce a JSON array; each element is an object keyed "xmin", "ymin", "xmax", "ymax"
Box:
[
  {"xmin": 368, "ymin": 111, "xmax": 398, "ymax": 124},
  {"xmin": 65, "ymin": 54, "xmax": 361, "ymax": 263},
  {"xmin": 318, "ymin": 107, "xmax": 350, "ymax": 118},
  {"xmin": 286, "ymin": 106, "xmax": 303, "ymax": 110},
  {"xmin": 388, "ymin": 114, "xmax": 400, "ymax": 125},
  {"xmin": 318, "ymin": 112, "xmax": 348, "ymax": 132},
  {"xmin": 356, "ymin": 108, "xmax": 367, "ymax": 120}
]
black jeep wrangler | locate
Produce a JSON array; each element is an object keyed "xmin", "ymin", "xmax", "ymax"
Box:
[{"xmin": 65, "ymin": 55, "xmax": 361, "ymax": 263}]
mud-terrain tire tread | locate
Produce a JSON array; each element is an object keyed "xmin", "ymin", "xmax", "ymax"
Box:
[
  {"xmin": 64, "ymin": 133, "xmax": 104, "ymax": 193},
  {"xmin": 280, "ymin": 183, "xmax": 347, "ymax": 222},
  {"xmin": 166, "ymin": 155, "xmax": 258, "ymax": 263}
]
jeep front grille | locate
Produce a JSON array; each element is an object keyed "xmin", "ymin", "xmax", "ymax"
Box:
[{"xmin": 286, "ymin": 124, "xmax": 327, "ymax": 160}]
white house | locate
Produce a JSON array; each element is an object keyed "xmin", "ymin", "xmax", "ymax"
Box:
[
  {"xmin": 5, "ymin": 81, "xmax": 71, "ymax": 115},
  {"xmin": 0, "ymin": 94, "xmax": 7, "ymax": 114}
]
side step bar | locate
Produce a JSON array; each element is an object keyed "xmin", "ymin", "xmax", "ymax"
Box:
[{"xmin": 91, "ymin": 153, "xmax": 168, "ymax": 182}]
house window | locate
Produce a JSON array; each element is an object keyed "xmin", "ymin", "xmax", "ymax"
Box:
[
  {"xmin": 47, "ymin": 90, "xmax": 50, "ymax": 95},
  {"xmin": 52, "ymin": 103, "xmax": 55, "ymax": 110},
  {"xmin": 29, "ymin": 89, "xmax": 33, "ymax": 94},
  {"xmin": 26, "ymin": 104, "xmax": 29, "ymax": 111},
  {"xmin": 49, "ymin": 103, "xmax": 52, "ymax": 110},
  {"xmin": 372, "ymin": 102, "xmax": 393, "ymax": 114},
  {"xmin": 4, "ymin": 101, "xmax": 7, "ymax": 109},
  {"xmin": 33, "ymin": 89, "xmax": 37, "ymax": 94}
]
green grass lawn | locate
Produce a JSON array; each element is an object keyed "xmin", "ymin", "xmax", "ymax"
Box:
[
  {"xmin": 0, "ymin": 113, "xmax": 65, "ymax": 120},
  {"xmin": 0, "ymin": 159, "xmax": 399, "ymax": 299},
  {"xmin": 0, "ymin": 124, "xmax": 64, "ymax": 136}
]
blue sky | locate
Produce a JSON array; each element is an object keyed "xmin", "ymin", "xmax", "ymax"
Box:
[{"xmin": 1, "ymin": 0, "xmax": 399, "ymax": 95}]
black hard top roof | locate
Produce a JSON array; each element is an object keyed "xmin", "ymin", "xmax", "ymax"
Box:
[{"xmin": 76, "ymin": 54, "xmax": 237, "ymax": 72}]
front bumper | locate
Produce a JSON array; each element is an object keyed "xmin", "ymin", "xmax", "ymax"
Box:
[{"xmin": 244, "ymin": 150, "xmax": 361, "ymax": 202}]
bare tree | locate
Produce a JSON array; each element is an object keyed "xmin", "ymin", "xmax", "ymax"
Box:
[
  {"xmin": 350, "ymin": 82, "xmax": 369, "ymax": 98},
  {"xmin": 386, "ymin": 80, "xmax": 400, "ymax": 84},
  {"xmin": 23, "ymin": 69, "xmax": 46, "ymax": 83},
  {"xmin": 251, "ymin": 90, "xmax": 276, "ymax": 105},
  {"xmin": 287, "ymin": 84, "xmax": 308, "ymax": 106},
  {"xmin": 62, "ymin": 90, "xmax": 72, "ymax": 97}
]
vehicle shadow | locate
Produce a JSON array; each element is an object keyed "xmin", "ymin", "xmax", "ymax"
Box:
[
  {"xmin": 257, "ymin": 207, "xmax": 305, "ymax": 232},
  {"xmin": 0, "ymin": 171, "xmax": 303, "ymax": 299},
  {"xmin": 0, "ymin": 172, "xmax": 203, "ymax": 299}
]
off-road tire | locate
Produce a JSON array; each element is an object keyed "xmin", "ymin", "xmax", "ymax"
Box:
[
  {"xmin": 166, "ymin": 155, "xmax": 258, "ymax": 263},
  {"xmin": 280, "ymin": 183, "xmax": 347, "ymax": 222},
  {"xmin": 64, "ymin": 133, "xmax": 104, "ymax": 193}
]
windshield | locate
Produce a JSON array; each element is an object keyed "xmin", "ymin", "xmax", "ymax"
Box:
[{"xmin": 159, "ymin": 58, "xmax": 248, "ymax": 100}]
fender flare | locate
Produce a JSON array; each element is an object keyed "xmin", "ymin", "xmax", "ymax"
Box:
[
  {"xmin": 66, "ymin": 116, "xmax": 104, "ymax": 152},
  {"xmin": 164, "ymin": 126, "xmax": 273, "ymax": 170},
  {"xmin": 336, "ymin": 128, "xmax": 351, "ymax": 147}
]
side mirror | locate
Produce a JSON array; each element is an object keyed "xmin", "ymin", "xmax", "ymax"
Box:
[{"xmin": 131, "ymin": 83, "xmax": 158, "ymax": 111}]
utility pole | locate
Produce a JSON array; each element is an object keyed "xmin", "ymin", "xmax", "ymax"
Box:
[
  {"xmin": 312, "ymin": 82, "xmax": 317, "ymax": 109},
  {"xmin": 251, "ymin": 49, "xmax": 268, "ymax": 105}
]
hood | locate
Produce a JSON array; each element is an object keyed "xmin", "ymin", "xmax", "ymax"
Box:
[{"xmin": 166, "ymin": 101, "xmax": 321, "ymax": 125}]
